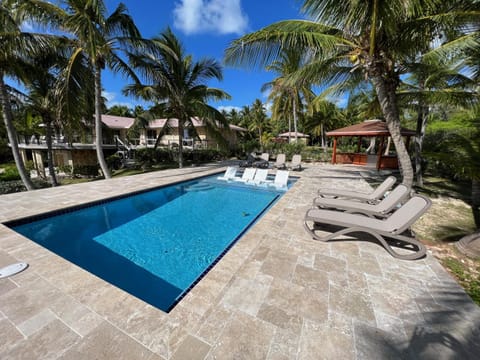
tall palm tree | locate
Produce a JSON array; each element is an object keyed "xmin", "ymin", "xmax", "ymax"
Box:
[
  {"xmin": 124, "ymin": 28, "xmax": 231, "ymax": 168},
  {"xmin": 262, "ymin": 49, "xmax": 315, "ymax": 142},
  {"xmin": 248, "ymin": 99, "xmax": 269, "ymax": 150},
  {"xmin": 57, "ymin": 0, "xmax": 143, "ymax": 179},
  {"xmin": 225, "ymin": 0, "xmax": 458, "ymax": 187},
  {"xmin": 0, "ymin": 0, "xmax": 55, "ymax": 190}
]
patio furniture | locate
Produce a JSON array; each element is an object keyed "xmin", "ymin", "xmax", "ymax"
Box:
[
  {"xmin": 267, "ymin": 170, "xmax": 290, "ymax": 190},
  {"xmin": 313, "ymin": 184, "xmax": 410, "ymax": 218},
  {"xmin": 318, "ymin": 175, "xmax": 397, "ymax": 203},
  {"xmin": 274, "ymin": 154, "xmax": 286, "ymax": 169},
  {"xmin": 217, "ymin": 166, "xmax": 238, "ymax": 181},
  {"xmin": 240, "ymin": 153, "xmax": 256, "ymax": 167},
  {"xmin": 303, "ymin": 194, "xmax": 432, "ymax": 260},
  {"xmin": 290, "ymin": 154, "xmax": 302, "ymax": 170},
  {"xmin": 238, "ymin": 167, "xmax": 256, "ymax": 182},
  {"xmin": 253, "ymin": 153, "xmax": 270, "ymax": 168},
  {"xmin": 248, "ymin": 168, "xmax": 269, "ymax": 185}
]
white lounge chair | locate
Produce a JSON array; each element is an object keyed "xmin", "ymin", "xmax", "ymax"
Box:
[
  {"xmin": 248, "ymin": 168, "xmax": 269, "ymax": 185},
  {"xmin": 274, "ymin": 154, "xmax": 286, "ymax": 169},
  {"xmin": 217, "ymin": 166, "xmax": 238, "ymax": 181},
  {"xmin": 238, "ymin": 167, "xmax": 256, "ymax": 182},
  {"xmin": 290, "ymin": 154, "xmax": 302, "ymax": 170},
  {"xmin": 268, "ymin": 170, "xmax": 289, "ymax": 190}
]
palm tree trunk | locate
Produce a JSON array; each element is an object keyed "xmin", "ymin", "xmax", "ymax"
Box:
[
  {"xmin": 415, "ymin": 103, "xmax": 428, "ymax": 187},
  {"xmin": 0, "ymin": 73, "xmax": 35, "ymax": 190},
  {"xmin": 44, "ymin": 119, "xmax": 58, "ymax": 186},
  {"xmin": 293, "ymin": 98, "xmax": 298, "ymax": 142},
  {"xmin": 178, "ymin": 120, "xmax": 184, "ymax": 168},
  {"xmin": 370, "ymin": 74, "xmax": 414, "ymax": 187},
  {"xmin": 94, "ymin": 65, "xmax": 111, "ymax": 179},
  {"xmin": 472, "ymin": 179, "xmax": 480, "ymax": 229}
]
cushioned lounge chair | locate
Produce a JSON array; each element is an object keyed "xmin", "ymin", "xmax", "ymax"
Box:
[
  {"xmin": 318, "ymin": 176, "xmax": 397, "ymax": 203},
  {"xmin": 254, "ymin": 153, "xmax": 270, "ymax": 168},
  {"xmin": 304, "ymin": 194, "xmax": 432, "ymax": 260},
  {"xmin": 217, "ymin": 166, "xmax": 238, "ymax": 181},
  {"xmin": 267, "ymin": 170, "xmax": 289, "ymax": 190},
  {"xmin": 274, "ymin": 154, "xmax": 286, "ymax": 169},
  {"xmin": 290, "ymin": 154, "xmax": 302, "ymax": 170},
  {"xmin": 313, "ymin": 184, "xmax": 410, "ymax": 218}
]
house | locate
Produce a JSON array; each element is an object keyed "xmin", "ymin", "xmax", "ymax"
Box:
[{"xmin": 17, "ymin": 115, "xmax": 246, "ymax": 176}]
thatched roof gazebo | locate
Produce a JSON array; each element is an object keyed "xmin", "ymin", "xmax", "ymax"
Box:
[{"xmin": 326, "ymin": 120, "xmax": 416, "ymax": 170}]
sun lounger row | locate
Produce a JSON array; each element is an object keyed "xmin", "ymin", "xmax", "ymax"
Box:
[
  {"xmin": 304, "ymin": 176, "xmax": 432, "ymax": 260},
  {"xmin": 241, "ymin": 153, "xmax": 302, "ymax": 170},
  {"xmin": 217, "ymin": 166, "xmax": 289, "ymax": 190}
]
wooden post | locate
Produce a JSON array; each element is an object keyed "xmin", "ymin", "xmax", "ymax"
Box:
[
  {"xmin": 332, "ymin": 137, "xmax": 337, "ymax": 164},
  {"xmin": 356, "ymin": 136, "xmax": 362, "ymax": 153}
]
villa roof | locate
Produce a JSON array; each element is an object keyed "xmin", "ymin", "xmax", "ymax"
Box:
[
  {"xmin": 101, "ymin": 115, "xmax": 135, "ymax": 129},
  {"xmin": 278, "ymin": 131, "xmax": 310, "ymax": 138},
  {"xmin": 326, "ymin": 119, "xmax": 416, "ymax": 137}
]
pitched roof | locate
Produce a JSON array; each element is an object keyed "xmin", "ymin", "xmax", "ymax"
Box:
[
  {"xmin": 100, "ymin": 115, "xmax": 135, "ymax": 129},
  {"xmin": 326, "ymin": 120, "xmax": 416, "ymax": 137}
]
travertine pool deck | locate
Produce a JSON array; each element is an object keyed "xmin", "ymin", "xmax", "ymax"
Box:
[{"xmin": 1, "ymin": 164, "xmax": 479, "ymax": 359}]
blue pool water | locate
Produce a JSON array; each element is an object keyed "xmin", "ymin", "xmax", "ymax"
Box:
[{"xmin": 8, "ymin": 176, "xmax": 287, "ymax": 311}]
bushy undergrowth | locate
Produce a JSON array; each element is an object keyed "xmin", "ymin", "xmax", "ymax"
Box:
[{"xmin": 442, "ymin": 257, "xmax": 480, "ymax": 305}]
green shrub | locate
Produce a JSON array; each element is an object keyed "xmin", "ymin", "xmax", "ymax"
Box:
[
  {"xmin": 73, "ymin": 165, "xmax": 99, "ymax": 177},
  {"xmin": 106, "ymin": 154, "xmax": 122, "ymax": 170},
  {"xmin": 0, "ymin": 165, "xmax": 20, "ymax": 181}
]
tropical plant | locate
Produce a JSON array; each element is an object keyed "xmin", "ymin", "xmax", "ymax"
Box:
[
  {"xmin": 262, "ymin": 48, "xmax": 315, "ymax": 142},
  {"xmin": 55, "ymin": 0, "xmax": 143, "ymax": 179},
  {"xmin": 225, "ymin": 0, "xmax": 468, "ymax": 187},
  {"xmin": 124, "ymin": 28, "xmax": 231, "ymax": 168}
]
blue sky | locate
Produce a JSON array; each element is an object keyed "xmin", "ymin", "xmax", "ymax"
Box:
[{"xmin": 103, "ymin": 0, "xmax": 306, "ymax": 112}]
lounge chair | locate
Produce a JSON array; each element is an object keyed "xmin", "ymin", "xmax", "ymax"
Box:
[
  {"xmin": 248, "ymin": 168, "xmax": 269, "ymax": 185},
  {"xmin": 238, "ymin": 167, "xmax": 256, "ymax": 182},
  {"xmin": 313, "ymin": 184, "xmax": 410, "ymax": 218},
  {"xmin": 318, "ymin": 176, "xmax": 397, "ymax": 203},
  {"xmin": 274, "ymin": 154, "xmax": 286, "ymax": 169},
  {"xmin": 290, "ymin": 154, "xmax": 302, "ymax": 170},
  {"xmin": 254, "ymin": 153, "xmax": 269, "ymax": 168},
  {"xmin": 217, "ymin": 166, "xmax": 238, "ymax": 181},
  {"xmin": 240, "ymin": 153, "xmax": 256, "ymax": 167},
  {"xmin": 267, "ymin": 170, "xmax": 289, "ymax": 190},
  {"xmin": 303, "ymin": 194, "xmax": 432, "ymax": 260}
]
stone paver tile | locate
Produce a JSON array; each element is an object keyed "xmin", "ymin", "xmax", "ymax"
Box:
[
  {"xmin": 2, "ymin": 319, "xmax": 79, "ymax": 360},
  {"xmin": 373, "ymin": 311, "xmax": 408, "ymax": 342},
  {"xmin": 257, "ymin": 303, "xmax": 303, "ymax": 332},
  {"xmin": 329, "ymin": 242, "xmax": 361, "ymax": 259},
  {"xmin": 59, "ymin": 321, "xmax": 157, "ymax": 360},
  {"xmin": 292, "ymin": 264, "xmax": 329, "ymax": 293},
  {"xmin": 0, "ymin": 278, "xmax": 17, "ymax": 296},
  {"xmin": 0, "ymin": 318, "xmax": 24, "ymax": 354},
  {"xmin": 236, "ymin": 259, "xmax": 263, "ymax": 280},
  {"xmin": 248, "ymin": 245, "xmax": 270, "ymax": 262},
  {"xmin": 314, "ymin": 253, "xmax": 347, "ymax": 274},
  {"xmin": 260, "ymin": 250, "xmax": 298, "ymax": 280},
  {"xmin": 196, "ymin": 305, "xmax": 233, "ymax": 344},
  {"xmin": 298, "ymin": 318, "xmax": 355, "ymax": 360},
  {"xmin": 300, "ymin": 288, "xmax": 329, "ymax": 324},
  {"xmin": 171, "ymin": 335, "xmax": 210, "ymax": 360},
  {"xmin": 17, "ymin": 308, "xmax": 57, "ymax": 337},
  {"xmin": 208, "ymin": 312, "xmax": 275, "ymax": 360},
  {"xmin": 266, "ymin": 327, "xmax": 301, "ymax": 360},
  {"xmin": 346, "ymin": 253, "xmax": 382, "ymax": 277},
  {"xmin": 354, "ymin": 320, "xmax": 407, "ymax": 359},
  {"xmin": 221, "ymin": 274, "xmax": 272, "ymax": 316},
  {"xmin": 329, "ymin": 285, "xmax": 376, "ymax": 325}
]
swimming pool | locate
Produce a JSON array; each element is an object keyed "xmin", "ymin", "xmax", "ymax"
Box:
[{"xmin": 6, "ymin": 175, "xmax": 290, "ymax": 312}]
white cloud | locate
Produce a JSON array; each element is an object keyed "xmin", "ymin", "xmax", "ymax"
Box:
[
  {"xmin": 173, "ymin": 0, "xmax": 249, "ymax": 35},
  {"xmin": 218, "ymin": 105, "xmax": 242, "ymax": 113}
]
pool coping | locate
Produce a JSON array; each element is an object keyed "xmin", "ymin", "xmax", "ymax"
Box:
[{"xmin": 1, "ymin": 163, "xmax": 479, "ymax": 359}]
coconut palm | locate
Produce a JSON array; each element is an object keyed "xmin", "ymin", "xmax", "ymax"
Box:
[
  {"xmin": 225, "ymin": 0, "xmax": 461, "ymax": 187},
  {"xmin": 56, "ymin": 0, "xmax": 143, "ymax": 179},
  {"xmin": 262, "ymin": 49, "xmax": 315, "ymax": 142},
  {"xmin": 0, "ymin": 0, "xmax": 54, "ymax": 190},
  {"xmin": 124, "ymin": 28, "xmax": 231, "ymax": 168}
]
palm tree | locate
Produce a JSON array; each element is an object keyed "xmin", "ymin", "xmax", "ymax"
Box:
[
  {"xmin": 124, "ymin": 28, "xmax": 231, "ymax": 168},
  {"xmin": 248, "ymin": 99, "xmax": 269, "ymax": 150},
  {"xmin": 0, "ymin": 0, "xmax": 53, "ymax": 190},
  {"xmin": 225, "ymin": 0, "xmax": 459, "ymax": 187},
  {"xmin": 262, "ymin": 49, "xmax": 315, "ymax": 142},
  {"xmin": 57, "ymin": 0, "xmax": 143, "ymax": 179}
]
